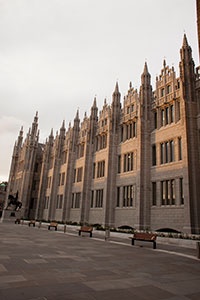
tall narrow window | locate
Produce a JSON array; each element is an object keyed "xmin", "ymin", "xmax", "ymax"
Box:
[
  {"xmin": 75, "ymin": 193, "xmax": 81, "ymax": 208},
  {"xmin": 152, "ymin": 182, "xmax": 157, "ymax": 206},
  {"xmin": 178, "ymin": 137, "xmax": 182, "ymax": 160},
  {"xmin": 154, "ymin": 111, "xmax": 157, "ymax": 129},
  {"xmin": 73, "ymin": 169, "xmax": 76, "ymax": 183},
  {"xmin": 116, "ymin": 187, "xmax": 120, "ymax": 207},
  {"xmin": 123, "ymin": 185, "xmax": 133, "ymax": 207},
  {"xmin": 77, "ymin": 167, "xmax": 83, "ymax": 182},
  {"xmin": 170, "ymin": 105, "xmax": 174, "ymax": 123},
  {"xmin": 177, "ymin": 101, "xmax": 181, "ymax": 121},
  {"xmin": 95, "ymin": 189, "xmax": 103, "ymax": 207},
  {"xmin": 165, "ymin": 107, "xmax": 169, "ymax": 125},
  {"xmin": 169, "ymin": 140, "xmax": 174, "ymax": 162},
  {"xmin": 152, "ymin": 144, "xmax": 156, "ymax": 166},
  {"xmin": 71, "ymin": 193, "xmax": 74, "ymax": 208},
  {"xmin": 180, "ymin": 178, "xmax": 184, "ymax": 205},
  {"xmin": 133, "ymin": 121, "xmax": 137, "ymax": 137},
  {"xmin": 118, "ymin": 155, "xmax": 121, "ymax": 173},
  {"xmin": 161, "ymin": 109, "xmax": 165, "ymax": 126},
  {"xmin": 161, "ymin": 181, "xmax": 165, "ymax": 205},
  {"xmin": 171, "ymin": 180, "xmax": 175, "ymax": 205},
  {"xmin": 160, "ymin": 143, "xmax": 164, "ymax": 164},
  {"xmin": 120, "ymin": 125, "xmax": 124, "ymax": 142},
  {"xmin": 91, "ymin": 190, "xmax": 94, "ymax": 208}
]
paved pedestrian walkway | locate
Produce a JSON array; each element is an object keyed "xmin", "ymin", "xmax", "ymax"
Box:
[{"xmin": 0, "ymin": 221, "xmax": 200, "ymax": 300}]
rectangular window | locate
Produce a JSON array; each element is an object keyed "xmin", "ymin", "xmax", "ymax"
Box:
[
  {"xmin": 73, "ymin": 169, "xmax": 76, "ymax": 183},
  {"xmin": 161, "ymin": 88, "xmax": 165, "ymax": 97},
  {"xmin": 154, "ymin": 111, "xmax": 157, "ymax": 129},
  {"xmin": 97, "ymin": 161, "xmax": 105, "ymax": 178},
  {"xmin": 116, "ymin": 187, "xmax": 120, "ymax": 207},
  {"xmin": 165, "ymin": 142, "xmax": 169, "ymax": 163},
  {"xmin": 161, "ymin": 181, "xmax": 165, "ymax": 205},
  {"xmin": 133, "ymin": 121, "xmax": 137, "ymax": 137},
  {"xmin": 180, "ymin": 178, "xmax": 184, "ymax": 205},
  {"xmin": 91, "ymin": 190, "xmax": 94, "ymax": 208},
  {"xmin": 92, "ymin": 163, "xmax": 96, "ymax": 179},
  {"xmin": 71, "ymin": 193, "xmax": 74, "ymax": 208},
  {"xmin": 178, "ymin": 137, "xmax": 182, "ymax": 160},
  {"xmin": 75, "ymin": 193, "xmax": 81, "ymax": 208},
  {"xmin": 123, "ymin": 185, "xmax": 133, "ymax": 207},
  {"xmin": 160, "ymin": 179, "xmax": 176, "ymax": 206},
  {"xmin": 77, "ymin": 167, "xmax": 83, "ymax": 182},
  {"xmin": 165, "ymin": 107, "xmax": 169, "ymax": 125},
  {"xmin": 170, "ymin": 180, "xmax": 175, "ymax": 205},
  {"xmin": 118, "ymin": 155, "xmax": 121, "ymax": 173},
  {"xmin": 177, "ymin": 101, "xmax": 181, "ymax": 121},
  {"xmin": 152, "ymin": 182, "xmax": 157, "ymax": 206},
  {"xmin": 170, "ymin": 105, "xmax": 174, "ymax": 123},
  {"xmin": 95, "ymin": 189, "xmax": 103, "ymax": 207},
  {"xmin": 120, "ymin": 125, "xmax": 124, "ymax": 142},
  {"xmin": 56, "ymin": 195, "xmax": 59, "ymax": 208},
  {"xmin": 152, "ymin": 144, "xmax": 156, "ymax": 166},
  {"xmin": 161, "ymin": 109, "xmax": 165, "ymax": 126},
  {"xmin": 123, "ymin": 152, "xmax": 134, "ymax": 172},
  {"xmin": 95, "ymin": 136, "xmax": 99, "ymax": 151},
  {"xmin": 160, "ymin": 143, "xmax": 164, "ymax": 164},
  {"xmin": 61, "ymin": 172, "xmax": 65, "ymax": 185},
  {"xmin": 169, "ymin": 140, "xmax": 174, "ymax": 162}
]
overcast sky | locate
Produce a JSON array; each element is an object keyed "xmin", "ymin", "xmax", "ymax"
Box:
[{"xmin": 0, "ymin": 0, "xmax": 198, "ymax": 182}]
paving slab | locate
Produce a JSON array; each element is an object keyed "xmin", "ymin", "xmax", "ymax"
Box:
[{"xmin": 0, "ymin": 222, "xmax": 199, "ymax": 300}]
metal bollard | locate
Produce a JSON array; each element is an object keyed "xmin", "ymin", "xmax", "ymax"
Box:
[
  {"xmin": 105, "ymin": 228, "xmax": 110, "ymax": 241},
  {"xmin": 64, "ymin": 224, "xmax": 67, "ymax": 233},
  {"xmin": 197, "ymin": 241, "xmax": 200, "ymax": 259}
]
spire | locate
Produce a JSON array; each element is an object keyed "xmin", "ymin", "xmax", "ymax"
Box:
[
  {"xmin": 16, "ymin": 126, "xmax": 23, "ymax": 148},
  {"xmin": 61, "ymin": 120, "xmax": 65, "ymax": 130},
  {"xmin": 90, "ymin": 97, "xmax": 98, "ymax": 120},
  {"xmin": 182, "ymin": 33, "xmax": 189, "ymax": 48},
  {"xmin": 114, "ymin": 81, "xmax": 119, "ymax": 94},
  {"xmin": 93, "ymin": 97, "xmax": 97, "ymax": 108},
  {"xmin": 143, "ymin": 62, "xmax": 149, "ymax": 75},
  {"xmin": 75, "ymin": 109, "xmax": 79, "ymax": 120},
  {"xmin": 141, "ymin": 62, "xmax": 151, "ymax": 85},
  {"xmin": 34, "ymin": 111, "xmax": 38, "ymax": 124},
  {"xmin": 163, "ymin": 59, "xmax": 166, "ymax": 68},
  {"xmin": 49, "ymin": 128, "xmax": 53, "ymax": 138}
]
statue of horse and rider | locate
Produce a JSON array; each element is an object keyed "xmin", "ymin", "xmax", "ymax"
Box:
[{"xmin": 6, "ymin": 191, "xmax": 22, "ymax": 211}]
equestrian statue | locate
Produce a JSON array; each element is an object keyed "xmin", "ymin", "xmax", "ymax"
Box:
[{"xmin": 6, "ymin": 191, "xmax": 22, "ymax": 211}]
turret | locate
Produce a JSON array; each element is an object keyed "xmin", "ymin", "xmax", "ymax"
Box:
[
  {"xmin": 179, "ymin": 34, "xmax": 196, "ymax": 101},
  {"xmin": 112, "ymin": 82, "xmax": 121, "ymax": 131},
  {"xmin": 141, "ymin": 62, "xmax": 151, "ymax": 87}
]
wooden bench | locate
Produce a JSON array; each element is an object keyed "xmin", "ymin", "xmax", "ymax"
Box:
[
  {"xmin": 28, "ymin": 220, "xmax": 36, "ymax": 227},
  {"xmin": 130, "ymin": 232, "xmax": 157, "ymax": 249},
  {"xmin": 48, "ymin": 222, "xmax": 58, "ymax": 231},
  {"xmin": 15, "ymin": 218, "xmax": 21, "ymax": 224},
  {"xmin": 78, "ymin": 226, "xmax": 93, "ymax": 237}
]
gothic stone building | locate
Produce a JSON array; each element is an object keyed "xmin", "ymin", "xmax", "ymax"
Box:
[{"xmin": 7, "ymin": 35, "xmax": 200, "ymax": 234}]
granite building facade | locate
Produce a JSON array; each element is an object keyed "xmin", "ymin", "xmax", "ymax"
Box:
[{"xmin": 6, "ymin": 33, "xmax": 200, "ymax": 234}]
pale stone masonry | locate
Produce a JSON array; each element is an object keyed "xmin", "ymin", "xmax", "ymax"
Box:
[{"xmin": 6, "ymin": 34, "xmax": 200, "ymax": 234}]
